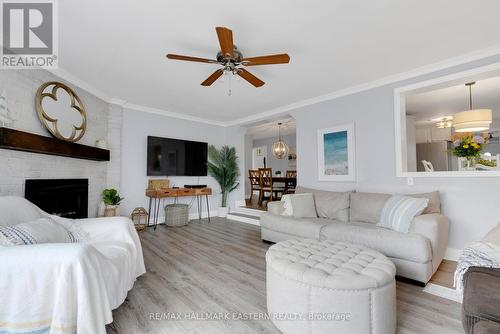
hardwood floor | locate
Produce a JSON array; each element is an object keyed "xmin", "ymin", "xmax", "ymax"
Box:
[
  {"xmin": 430, "ymin": 260, "xmax": 457, "ymax": 289},
  {"xmin": 108, "ymin": 218, "xmax": 464, "ymax": 334}
]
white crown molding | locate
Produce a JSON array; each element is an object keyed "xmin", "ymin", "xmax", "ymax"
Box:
[
  {"xmin": 47, "ymin": 68, "xmax": 111, "ymax": 102},
  {"xmin": 48, "ymin": 43, "xmax": 500, "ymax": 127},
  {"xmin": 225, "ymin": 43, "xmax": 500, "ymax": 126},
  {"xmin": 117, "ymin": 102, "xmax": 226, "ymax": 127}
]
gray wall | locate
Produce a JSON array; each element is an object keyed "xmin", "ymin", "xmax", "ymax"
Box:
[
  {"xmin": 0, "ymin": 70, "xmax": 110, "ymax": 217},
  {"xmin": 120, "ymin": 108, "xmax": 230, "ymax": 216},
  {"xmin": 252, "ymin": 134, "xmax": 296, "ymax": 174},
  {"xmin": 292, "ymin": 54, "xmax": 500, "ymax": 249}
]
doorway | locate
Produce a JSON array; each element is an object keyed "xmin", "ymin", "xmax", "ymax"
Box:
[{"xmin": 243, "ymin": 117, "xmax": 297, "ymax": 211}]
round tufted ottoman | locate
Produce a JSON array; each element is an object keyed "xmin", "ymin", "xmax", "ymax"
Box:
[{"xmin": 266, "ymin": 239, "xmax": 396, "ymax": 334}]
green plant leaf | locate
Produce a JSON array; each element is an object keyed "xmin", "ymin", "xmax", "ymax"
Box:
[{"xmin": 206, "ymin": 145, "xmax": 240, "ymax": 207}]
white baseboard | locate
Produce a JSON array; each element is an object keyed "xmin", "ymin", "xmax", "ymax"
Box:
[
  {"xmin": 149, "ymin": 211, "xmax": 210, "ymax": 226},
  {"xmin": 444, "ymin": 248, "xmax": 461, "ymax": 261},
  {"xmin": 227, "ymin": 213, "xmax": 260, "ymax": 226},
  {"xmin": 423, "ymin": 283, "xmax": 462, "ymax": 303},
  {"xmin": 234, "ymin": 199, "xmax": 246, "ymax": 207}
]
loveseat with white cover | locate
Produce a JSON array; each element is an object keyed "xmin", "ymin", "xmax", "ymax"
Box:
[{"xmin": 0, "ymin": 196, "xmax": 146, "ymax": 334}]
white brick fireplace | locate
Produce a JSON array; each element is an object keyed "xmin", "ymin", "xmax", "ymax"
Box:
[{"xmin": 0, "ymin": 69, "xmax": 121, "ymax": 217}]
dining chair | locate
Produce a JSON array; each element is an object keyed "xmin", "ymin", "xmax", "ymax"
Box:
[
  {"xmin": 284, "ymin": 170, "xmax": 297, "ymax": 194},
  {"xmin": 421, "ymin": 160, "xmax": 434, "ymax": 172},
  {"xmin": 248, "ymin": 169, "xmax": 261, "ymax": 202},
  {"xmin": 258, "ymin": 168, "xmax": 274, "ymax": 204}
]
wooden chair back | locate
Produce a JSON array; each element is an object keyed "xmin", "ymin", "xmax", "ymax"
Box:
[
  {"xmin": 248, "ymin": 170, "xmax": 260, "ymax": 187},
  {"xmin": 258, "ymin": 168, "xmax": 273, "ymax": 189},
  {"xmin": 286, "ymin": 170, "xmax": 297, "ymax": 178}
]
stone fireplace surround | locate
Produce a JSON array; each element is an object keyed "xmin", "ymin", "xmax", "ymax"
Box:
[{"xmin": 0, "ymin": 70, "xmax": 121, "ymax": 217}]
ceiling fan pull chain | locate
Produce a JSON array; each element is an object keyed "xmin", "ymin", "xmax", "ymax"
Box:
[{"xmin": 227, "ymin": 72, "xmax": 232, "ymax": 96}]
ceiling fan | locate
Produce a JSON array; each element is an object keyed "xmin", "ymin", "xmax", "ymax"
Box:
[{"xmin": 166, "ymin": 27, "xmax": 290, "ymax": 88}]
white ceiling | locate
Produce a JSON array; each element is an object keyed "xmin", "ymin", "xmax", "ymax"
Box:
[
  {"xmin": 58, "ymin": 0, "xmax": 500, "ymax": 123},
  {"xmin": 245, "ymin": 117, "xmax": 296, "ymax": 140},
  {"xmin": 406, "ymin": 75, "xmax": 500, "ymax": 124}
]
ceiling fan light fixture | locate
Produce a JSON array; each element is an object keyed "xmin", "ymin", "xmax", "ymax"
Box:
[
  {"xmin": 435, "ymin": 117, "xmax": 453, "ymax": 129},
  {"xmin": 166, "ymin": 27, "xmax": 290, "ymax": 90}
]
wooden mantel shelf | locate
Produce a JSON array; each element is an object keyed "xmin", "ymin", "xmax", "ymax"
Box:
[{"xmin": 0, "ymin": 127, "xmax": 110, "ymax": 161}]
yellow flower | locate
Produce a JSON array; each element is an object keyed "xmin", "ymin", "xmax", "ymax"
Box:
[
  {"xmin": 463, "ymin": 144, "xmax": 469, "ymax": 149},
  {"xmin": 471, "ymin": 143, "xmax": 479, "ymax": 149}
]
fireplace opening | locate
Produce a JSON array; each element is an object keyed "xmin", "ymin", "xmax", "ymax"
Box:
[{"xmin": 25, "ymin": 179, "xmax": 89, "ymax": 218}]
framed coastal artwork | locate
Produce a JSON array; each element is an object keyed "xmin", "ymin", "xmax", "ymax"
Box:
[{"xmin": 317, "ymin": 123, "xmax": 355, "ymax": 181}]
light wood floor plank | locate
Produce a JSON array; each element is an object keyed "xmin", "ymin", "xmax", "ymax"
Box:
[{"xmin": 108, "ymin": 218, "xmax": 463, "ymax": 334}]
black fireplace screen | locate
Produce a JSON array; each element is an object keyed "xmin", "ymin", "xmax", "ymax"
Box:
[{"xmin": 25, "ymin": 179, "xmax": 89, "ymax": 218}]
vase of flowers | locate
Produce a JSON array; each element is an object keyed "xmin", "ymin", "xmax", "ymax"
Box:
[{"xmin": 452, "ymin": 134, "xmax": 487, "ymax": 171}]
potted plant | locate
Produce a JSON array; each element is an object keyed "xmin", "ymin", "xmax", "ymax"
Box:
[
  {"xmin": 102, "ymin": 188, "xmax": 124, "ymax": 217},
  {"xmin": 207, "ymin": 145, "xmax": 240, "ymax": 217}
]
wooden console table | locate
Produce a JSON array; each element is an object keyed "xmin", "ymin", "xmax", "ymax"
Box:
[{"xmin": 145, "ymin": 187, "xmax": 212, "ymax": 229}]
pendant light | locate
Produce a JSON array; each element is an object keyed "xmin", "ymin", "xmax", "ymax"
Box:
[
  {"xmin": 272, "ymin": 122, "xmax": 289, "ymax": 159},
  {"xmin": 453, "ymin": 82, "xmax": 492, "ymax": 133}
]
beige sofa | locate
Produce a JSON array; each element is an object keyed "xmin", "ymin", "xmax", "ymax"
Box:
[{"xmin": 260, "ymin": 186, "xmax": 449, "ymax": 284}]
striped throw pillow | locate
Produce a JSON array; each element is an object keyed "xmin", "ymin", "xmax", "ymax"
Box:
[
  {"xmin": 377, "ymin": 195, "xmax": 429, "ymax": 233},
  {"xmin": 0, "ymin": 218, "xmax": 82, "ymax": 246}
]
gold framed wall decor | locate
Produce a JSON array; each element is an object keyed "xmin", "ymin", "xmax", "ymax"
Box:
[{"xmin": 35, "ymin": 81, "xmax": 87, "ymax": 142}]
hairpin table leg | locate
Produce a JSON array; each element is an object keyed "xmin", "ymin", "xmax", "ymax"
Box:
[
  {"xmin": 205, "ymin": 194, "xmax": 210, "ymax": 222},
  {"xmin": 147, "ymin": 197, "xmax": 152, "ymax": 226}
]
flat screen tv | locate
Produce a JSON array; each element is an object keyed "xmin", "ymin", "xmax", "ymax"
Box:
[{"xmin": 147, "ymin": 136, "xmax": 208, "ymax": 176}]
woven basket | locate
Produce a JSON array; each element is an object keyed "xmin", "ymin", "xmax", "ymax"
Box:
[{"xmin": 165, "ymin": 204, "xmax": 189, "ymax": 227}]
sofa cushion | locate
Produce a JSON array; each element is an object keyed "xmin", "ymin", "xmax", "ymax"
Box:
[
  {"xmin": 407, "ymin": 191, "xmax": 441, "ymax": 214},
  {"xmin": 320, "ymin": 221, "xmax": 432, "ymax": 263},
  {"xmin": 260, "ymin": 212, "xmax": 329, "ymax": 240},
  {"xmin": 0, "ymin": 196, "xmax": 45, "ymax": 227},
  {"xmin": 290, "ymin": 193, "xmax": 317, "ymax": 218},
  {"xmin": 350, "ymin": 192, "xmax": 391, "ymax": 224},
  {"xmin": 378, "ymin": 195, "xmax": 429, "ymax": 233},
  {"xmin": 295, "ymin": 186, "xmax": 351, "ymax": 222}
]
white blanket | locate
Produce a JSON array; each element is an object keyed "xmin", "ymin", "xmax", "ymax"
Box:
[
  {"xmin": 453, "ymin": 241, "xmax": 500, "ymax": 294},
  {"xmin": 0, "ymin": 217, "xmax": 146, "ymax": 334}
]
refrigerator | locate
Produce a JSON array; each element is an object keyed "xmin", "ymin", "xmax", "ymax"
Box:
[{"xmin": 416, "ymin": 141, "xmax": 452, "ymax": 172}]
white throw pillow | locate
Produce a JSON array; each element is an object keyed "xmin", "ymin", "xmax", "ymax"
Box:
[
  {"xmin": 280, "ymin": 194, "xmax": 293, "ymax": 216},
  {"xmin": 0, "ymin": 217, "xmax": 86, "ymax": 246},
  {"xmin": 290, "ymin": 193, "xmax": 317, "ymax": 218},
  {"xmin": 377, "ymin": 195, "xmax": 429, "ymax": 233},
  {"xmin": 50, "ymin": 215, "xmax": 90, "ymax": 242}
]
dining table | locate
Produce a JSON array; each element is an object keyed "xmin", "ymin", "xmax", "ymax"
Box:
[{"xmin": 271, "ymin": 176, "xmax": 297, "ymax": 195}]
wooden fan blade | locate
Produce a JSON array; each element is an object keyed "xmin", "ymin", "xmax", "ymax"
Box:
[
  {"xmin": 166, "ymin": 54, "xmax": 217, "ymax": 63},
  {"xmin": 201, "ymin": 69, "xmax": 224, "ymax": 86},
  {"xmin": 215, "ymin": 27, "xmax": 234, "ymax": 58},
  {"xmin": 237, "ymin": 68, "xmax": 265, "ymax": 87},
  {"xmin": 241, "ymin": 53, "xmax": 290, "ymax": 66}
]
